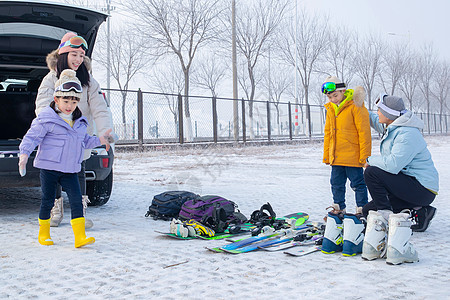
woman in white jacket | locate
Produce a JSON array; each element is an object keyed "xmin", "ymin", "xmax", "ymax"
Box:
[{"xmin": 35, "ymin": 32, "xmax": 112, "ymax": 229}]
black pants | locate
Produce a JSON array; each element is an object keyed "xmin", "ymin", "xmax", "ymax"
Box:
[
  {"xmin": 55, "ymin": 161, "xmax": 86, "ymax": 198},
  {"xmin": 363, "ymin": 166, "xmax": 435, "ymax": 217},
  {"xmin": 39, "ymin": 170, "xmax": 83, "ymax": 220}
]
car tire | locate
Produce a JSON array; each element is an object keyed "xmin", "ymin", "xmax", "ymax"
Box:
[{"xmin": 86, "ymin": 169, "xmax": 113, "ymax": 206}]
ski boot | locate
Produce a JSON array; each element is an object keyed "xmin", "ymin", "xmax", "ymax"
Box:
[
  {"xmin": 321, "ymin": 211, "xmax": 344, "ymax": 254},
  {"xmin": 362, "ymin": 210, "xmax": 390, "ymax": 260},
  {"xmin": 50, "ymin": 197, "xmax": 64, "ymax": 227},
  {"xmin": 342, "ymin": 213, "xmax": 365, "ymax": 256},
  {"xmin": 183, "ymin": 219, "xmax": 215, "ymax": 237},
  {"xmin": 411, "ymin": 205, "xmax": 436, "ymax": 232},
  {"xmin": 386, "ymin": 211, "xmax": 419, "ymax": 265}
]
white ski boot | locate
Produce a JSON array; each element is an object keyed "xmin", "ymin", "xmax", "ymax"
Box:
[
  {"xmin": 362, "ymin": 210, "xmax": 390, "ymax": 260},
  {"xmin": 342, "ymin": 214, "xmax": 365, "ymax": 256},
  {"xmin": 50, "ymin": 197, "xmax": 64, "ymax": 227},
  {"xmin": 386, "ymin": 211, "xmax": 419, "ymax": 265}
]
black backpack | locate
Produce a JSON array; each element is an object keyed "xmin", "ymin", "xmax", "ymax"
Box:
[{"xmin": 145, "ymin": 191, "xmax": 199, "ymax": 220}]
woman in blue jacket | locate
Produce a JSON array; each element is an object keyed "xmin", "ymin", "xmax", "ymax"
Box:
[
  {"xmin": 363, "ymin": 94, "xmax": 438, "ymax": 231},
  {"xmin": 361, "ymin": 94, "xmax": 438, "ymax": 264}
]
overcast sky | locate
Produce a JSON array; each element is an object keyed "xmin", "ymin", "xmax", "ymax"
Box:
[{"xmin": 301, "ymin": 0, "xmax": 450, "ymax": 61}]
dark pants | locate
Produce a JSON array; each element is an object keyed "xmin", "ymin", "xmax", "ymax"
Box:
[
  {"xmin": 39, "ymin": 169, "xmax": 83, "ymax": 220},
  {"xmin": 55, "ymin": 161, "xmax": 86, "ymax": 198},
  {"xmin": 330, "ymin": 165, "xmax": 368, "ymax": 210},
  {"xmin": 363, "ymin": 166, "xmax": 435, "ymax": 217}
]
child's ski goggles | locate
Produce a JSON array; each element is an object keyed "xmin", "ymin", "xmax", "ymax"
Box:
[
  {"xmin": 59, "ymin": 36, "xmax": 88, "ymax": 51},
  {"xmin": 55, "ymin": 81, "xmax": 83, "ymax": 93},
  {"xmin": 321, "ymin": 82, "xmax": 346, "ymax": 94},
  {"xmin": 375, "ymin": 94, "xmax": 407, "ymax": 117}
]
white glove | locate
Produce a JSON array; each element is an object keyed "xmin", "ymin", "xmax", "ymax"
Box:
[
  {"xmin": 99, "ymin": 128, "xmax": 113, "ymax": 151},
  {"xmin": 18, "ymin": 154, "xmax": 28, "ymax": 177}
]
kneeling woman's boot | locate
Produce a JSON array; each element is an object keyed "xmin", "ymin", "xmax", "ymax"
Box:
[
  {"xmin": 362, "ymin": 210, "xmax": 389, "ymax": 260},
  {"xmin": 38, "ymin": 218, "xmax": 54, "ymax": 246},
  {"xmin": 71, "ymin": 217, "xmax": 95, "ymax": 248},
  {"xmin": 386, "ymin": 212, "xmax": 419, "ymax": 265}
]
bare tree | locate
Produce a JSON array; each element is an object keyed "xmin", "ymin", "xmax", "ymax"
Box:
[
  {"xmin": 352, "ymin": 34, "xmax": 384, "ymax": 110},
  {"xmin": 234, "ymin": 0, "xmax": 288, "ymax": 139},
  {"xmin": 261, "ymin": 64, "xmax": 292, "ymax": 135},
  {"xmin": 398, "ymin": 50, "xmax": 420, "ymax": 110},
  {"xmin": 95, "ymin": 25, "xmax": 151, "ymax": 139},
  {"xmin": 431, "ymin": 61, "xmax": 450, "ymax": 126},
  {"xmin": 150, "ymin": 61, "xmax": 185, "ymax": 137},
  {"xmin": 325, "ymin": 25, "xmax": 355, "ymax": 85},
  {"xmin": 191, "ymin": 54, "xmax": 227, "ymax": 97},
  {"xmin": 61, "ymin": 0, "xmax": 98, "ymax": 8},
  {"xmin": 379, "ymin": 42, "xmax": 410, "ymax": 95},
  {"xmin": 417, "ymin": 44, "xmax": 438, "ymax": 133},
  {"xmin": 126, "ymin": 0, "xmax": 223, "ymax": 141},
  {"xmin": 278, "ymin": 9, "xmax": 329, "ymax": 136}
]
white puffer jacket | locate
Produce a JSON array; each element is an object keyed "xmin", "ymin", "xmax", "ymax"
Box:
[{"xmin": 35, "ymin": 49, "xmax": 112, "ymax": 160}]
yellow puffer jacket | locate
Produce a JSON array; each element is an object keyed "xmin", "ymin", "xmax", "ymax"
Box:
[{"xmin": 323, "ymin": 86, "xmax": 371, "ymax": 167}]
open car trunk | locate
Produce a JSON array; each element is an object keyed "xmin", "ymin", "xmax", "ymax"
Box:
[{"xmin": 0, "ymin": 1, "xmax": 112, "ymax": 206}]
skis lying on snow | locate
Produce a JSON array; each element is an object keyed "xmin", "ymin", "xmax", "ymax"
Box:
[
  {"xmin": 220, "ymin": 226, "xmax": 318, "ymax": 254},
  {"xmin": 208, "ymin": 220, "xmax": 323, "ymax": 254},
  {"xmin": 206, "ymin": 212, "xmax": 309, "ymax": 253},
  {"xmin": 257, "ymin": 235, "xmax": 323, "ymax": 252}
]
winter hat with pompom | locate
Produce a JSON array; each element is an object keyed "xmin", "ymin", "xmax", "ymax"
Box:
[{"xmin": 54, "ymin": 69, "xmax": 82, "ymax": 99}]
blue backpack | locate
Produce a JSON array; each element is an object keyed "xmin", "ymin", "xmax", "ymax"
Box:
[{"xmin": 145, "ymin": 191, "xmax": 199, "ymax": 220}]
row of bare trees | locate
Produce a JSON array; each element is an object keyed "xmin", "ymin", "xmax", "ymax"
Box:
[{"xmin": 77, "ymin": 0, "xmax": 449, "ymax": 139}]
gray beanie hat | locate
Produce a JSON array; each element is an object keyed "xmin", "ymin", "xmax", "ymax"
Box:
[{"xmin": 376, "ymin": 94, "xmax": 407, "ymax": 120}]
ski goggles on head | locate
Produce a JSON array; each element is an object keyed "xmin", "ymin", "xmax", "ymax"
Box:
[
  {"xmin": 59, "ymin": 36, "xmax": 88, "ymax": 51},
  {"xmin": 55, "ymin": 81, "xmax": 82, "ymax": 93},
  {"xmin": 321, "ymin": 82, "xmax": 346, "ymax": 94},
  {"xmin": 375, "ymin": 93, "xmax": 407, "ymax": 117}
]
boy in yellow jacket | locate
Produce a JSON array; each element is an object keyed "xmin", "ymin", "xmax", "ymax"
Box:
[{"xmin": 321, "ymin": 76, "xmax": 371, "ymax": 256}]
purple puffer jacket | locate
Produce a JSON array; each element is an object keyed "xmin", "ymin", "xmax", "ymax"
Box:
[{"xmin": 19, "ymin": 106, "xmax": 101, "ymax": 173}]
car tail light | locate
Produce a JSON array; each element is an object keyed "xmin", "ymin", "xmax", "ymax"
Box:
[{"xmin": 102, "ymin": 158, "xmax": 109, "ymax": 168}]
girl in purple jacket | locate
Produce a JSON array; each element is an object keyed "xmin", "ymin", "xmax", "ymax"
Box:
[{"xmin": 19, "ymin": 69, "xmax": 112, "ymax": 248}]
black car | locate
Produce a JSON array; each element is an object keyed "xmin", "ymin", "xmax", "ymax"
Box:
[{"xmin": 0, "ymin": 0, "xmax": 113, "ymax": 206}]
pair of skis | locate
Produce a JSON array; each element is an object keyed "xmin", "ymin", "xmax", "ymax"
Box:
[{"xmin": 207, "ymin": 219, "xmax": 323, "ymax": 256}]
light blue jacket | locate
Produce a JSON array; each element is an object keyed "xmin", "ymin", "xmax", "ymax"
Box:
[
  {"xmin": 20, "ymin": 106, "xmax": 101, "ymax": 173},
  {"xmin": 367, "ymin": 111, "xmax": 439, "ymax": 193}
]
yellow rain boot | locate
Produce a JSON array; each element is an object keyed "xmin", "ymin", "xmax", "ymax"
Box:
[
  {"xmin": 38, "ymin": 218, "xmax": 54, "ymax": 246},
  {"xmin": 71, "ymin": 217, "xmax": 95, "ymax": 248}
]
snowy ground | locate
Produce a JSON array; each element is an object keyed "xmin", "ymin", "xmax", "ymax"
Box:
[{"xmin": 1, "ymin": 136, "xmax": 449, "ymax": 299}]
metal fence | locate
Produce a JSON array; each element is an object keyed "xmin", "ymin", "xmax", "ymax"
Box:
[{"xmin": 105, "ymin": 88, "xmax": 449, "ymax": 146}]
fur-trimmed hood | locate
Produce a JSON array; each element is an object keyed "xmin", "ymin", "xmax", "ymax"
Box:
[
  {"xmin": 351, "ymin": 86, "xmax": 365, "ymax": 107},
  {"xmin": 46, "ymin": 49, "xmax": 92, "ymax": 72}
]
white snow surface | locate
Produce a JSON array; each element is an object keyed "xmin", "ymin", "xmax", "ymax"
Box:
[{"xmin": 1, "ymin": 136, "xmax": 449, "ymax": 299}]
